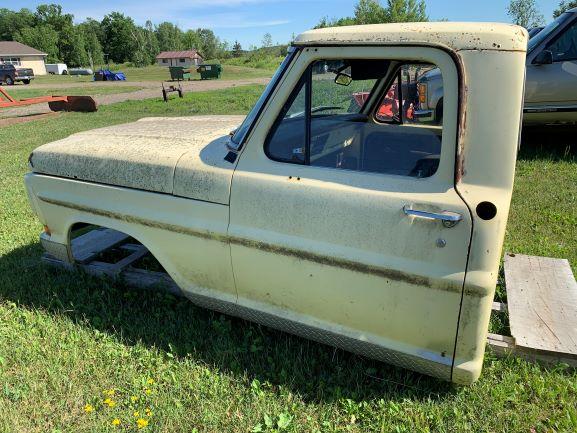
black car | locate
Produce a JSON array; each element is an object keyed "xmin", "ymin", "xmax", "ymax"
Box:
[{"xmin": 0, "ymin": 63, "xmax": 35, "ymax": 85}]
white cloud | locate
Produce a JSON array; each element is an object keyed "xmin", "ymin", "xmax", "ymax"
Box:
[{"xmin": 70, "ymin": 1, "xmax": 293, "ymax": 32}]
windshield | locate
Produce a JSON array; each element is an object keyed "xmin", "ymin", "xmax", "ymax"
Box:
[
  {"xmin": 229, "ymin": 47, "xmax": 297, "ymax": 150},
  {"xmin": 528, "ymin": 12, "xmax": 572, "ymax": 53}
]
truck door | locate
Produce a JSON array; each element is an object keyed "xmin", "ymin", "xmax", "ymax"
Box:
[{"xmin": 228, "ymin": 46, "xmax": 470, "ymax": 380}]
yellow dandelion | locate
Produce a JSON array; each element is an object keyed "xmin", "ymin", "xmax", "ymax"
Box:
[
  {"xmin": 145, "ymin": 408, "xmax": 152, "ymax": 417},
  {"xmin": 106, "ymin": 389, "xmax": 115, "ymax": 396},
  {"xmin": 112, "ymin": 418, "xmax": 121, "ymax": 426},
  {"xmin": 144, "ymin": 388, "xmax": 152, "ymax": 395},
  {"xmin": 136, "ymin": 418, "xmax": 149, "ymax": 429},
  {"xmin": 130, "ymin": 395, "xmax": 139, "ymax": 403},
  {"xmin": 147, "ymin": 378, "xmax": 154, "ymax": 385},
  {"xmin": 103, "ymin": 398, "xmax": 117, "ymax": 408},
  {"xmin": 133, "ymin": 411, "xmax": 140, "ymax": 417},
  {"xmin": 84, "ymin": 404, "xmax": 94, "ymax": 413}
]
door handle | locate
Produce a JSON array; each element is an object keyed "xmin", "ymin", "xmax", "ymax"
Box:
[{"xmin": 403, "ymin": 205, "xmax": 462, "ymax": 228}]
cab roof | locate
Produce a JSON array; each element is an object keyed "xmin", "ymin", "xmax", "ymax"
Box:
[{"xmin": 294, "ymin": 22, "xmax": 528, "ymax": 52}]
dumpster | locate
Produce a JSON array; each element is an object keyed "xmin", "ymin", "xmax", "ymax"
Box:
[
  {"xmin": 169, "ymin": 66, "xmax": 191, "ymax": 81},
  {"xmin": 197, "ymin": 64, "xmax": 222, "ymax": 80}
]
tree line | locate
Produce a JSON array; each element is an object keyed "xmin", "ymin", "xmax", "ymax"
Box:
[
  {"xmin": 0, "ymin": 4, "xmax": 231, "ymax": 68},
  {"xmin": 1, "ymin": 1, "xmax": 574, "ymax": 70},
  {"xmin": 507, "ymin": 0, "xmax": 576, "ymax": 29},
  {"xmin": 320, "ymin": 0, "xmax": 575, "ymax": 31},
  {"xmin": 315, "ymin": 0, "xmax": 428, "ymax": 28}
]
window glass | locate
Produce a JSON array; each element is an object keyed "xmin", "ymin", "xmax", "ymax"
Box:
[
  {"xmin": 230, "ymin": 47, "xmax": 296, "ymax": 149},
  {"xmin": 266, "ymin": 60, "xmax": 444, "ymax": 179},
  {"xmin": 310, "ymin": 60, "xmax": 377, "ymax": 116},
  {"xmin": 266, "ymin": 77, "xmax": 306, "ymax": 163},
  {"xmin": 0, "ymin": 57, "xmax": 20, "ymax": 65},
  {"xmin": 528, "ymin": 12, "xmax": 571, "ymax": 53},
  {"xmin": 547, "ymin": 20, "xmax": 577, "ymax": 61}
]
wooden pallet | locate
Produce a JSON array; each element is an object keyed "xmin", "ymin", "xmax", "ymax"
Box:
[
  {"xmin": 42, "ymin": 228, "xmax": 182, "ymax": 297},
  {"xmin": 43, "ymin": 229, "xmax": 577, "ymax": 367},
  {"xmin": 487, "ymin": 253, "xmax": 577, "ymax": 367}
]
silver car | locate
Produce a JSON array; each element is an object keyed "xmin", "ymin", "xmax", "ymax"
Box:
[{"xmin": 416, "ymin": 7, "xmax": 577, "ymax": 126}]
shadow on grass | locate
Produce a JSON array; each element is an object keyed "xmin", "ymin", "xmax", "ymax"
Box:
[
  {"xmin": 0, "ymin": 242, "xmax": 456, "ymax": 404},
  {"xmin": 519, "ymin": 127, "xmax": 577, "ymax": 162}
]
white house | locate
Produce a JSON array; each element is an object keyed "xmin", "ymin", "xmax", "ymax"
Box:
[
  {"xmin": 0, "ymin": 41, "xmax": 47, "ymax": 75},
  {"xmin": 156, "ymin": 50, "xmax": 203, "ymax": 68}
]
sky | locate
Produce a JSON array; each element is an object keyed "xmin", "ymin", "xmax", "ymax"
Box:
[{"xmin": 17, "ymin": 0, "xmax": 558, "ymax": 48}]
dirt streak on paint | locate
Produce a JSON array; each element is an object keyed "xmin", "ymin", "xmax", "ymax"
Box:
[{"xmin": 38, "ymin": 195, "xmax": 484, "ymax": 296}]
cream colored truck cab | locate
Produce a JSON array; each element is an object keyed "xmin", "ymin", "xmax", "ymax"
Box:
[{"xmin": 25, "ymin": 23, "xmax": 528, "ymax": 384}]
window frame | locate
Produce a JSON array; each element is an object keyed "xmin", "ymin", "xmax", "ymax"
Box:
[
  {"xmin": 265, "ymin": 60, "xmax": 389, "ymax": 165},
  {"xmin": 265, "ymin": 58, "xmax": 445, "ymax": 175},
  {"xmin": 544, "ymin": 16, "xmax": 577, "ymax": 63},
  {"xmin": 264, "ymin": 67, "xmax": 310, "ymax": 164},
  {"xmin": 369, "ymin": 68, "xmax": 403, "ymax": 125}
]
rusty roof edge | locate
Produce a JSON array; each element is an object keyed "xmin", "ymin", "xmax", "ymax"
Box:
[
  {"xmin": 292, "ymin": 40, "xmax": 527, "ymax": 54},
  {"xmin": 293, "ymin": 22, "xmax": 528, "ymax": 53}
]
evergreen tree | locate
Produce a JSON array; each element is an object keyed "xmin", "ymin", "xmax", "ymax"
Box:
[{"xmin": 232, "ymin": 40, "xmax": 243, "ymax": 57}]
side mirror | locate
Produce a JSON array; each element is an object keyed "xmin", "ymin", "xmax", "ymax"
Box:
[
  {"xmin": 334, "ymin": 72, "xmax": 352, "ymax": 86},
  {"xmin": 532, "ymin": 50, "xmax": 553, "ymax": 65}
]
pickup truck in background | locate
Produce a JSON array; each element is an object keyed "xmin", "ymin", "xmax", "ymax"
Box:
[
  {"xmin": 416, "ymin": 6, "xmax": 577, "ymax": 126},
  {"xmin": 0, "ymin": 63, "xmax": 34, "ymax": 85},
  {"xmin": 25, "ymin": 22, "xmax": 527, "ymax": 384}
]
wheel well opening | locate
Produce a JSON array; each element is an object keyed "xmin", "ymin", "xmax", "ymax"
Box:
[{"xmin": 68, "ymin": 223, "xmax": 166, "ymax": 273}]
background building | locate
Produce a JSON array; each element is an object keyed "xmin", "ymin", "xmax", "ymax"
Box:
[
  {"xmin": 0, "ymin": 41, "xmax": 47, "ymax": 75},
  {"xmin": 155, "ymin": 50, "xmax": 203, "ymax": 68}
]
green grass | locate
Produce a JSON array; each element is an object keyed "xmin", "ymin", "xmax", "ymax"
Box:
[
  {"xmin": 0, "ymin": 89, "xmax": 576, "ymax": 432},
  {"xmin": 32, "ymin": 64, "xmax": 273, "ymax": 85},
  {"xmin": 214, "ymin": 55, "xmax": 285, "ymax": 71},
  {"xmin": 5, "ymin": 86, "xmax": 144, "ymax": 99}
]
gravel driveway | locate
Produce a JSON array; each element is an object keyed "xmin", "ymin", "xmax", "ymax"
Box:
[{"xmin": 0, "ymin": 78, "xmax": 269, "ymax": 121}]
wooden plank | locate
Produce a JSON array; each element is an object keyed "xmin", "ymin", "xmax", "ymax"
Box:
[
  {"xmin": 491, "ymin": 301, "xmax": 507, "ymax": 313},
  {"xmin": 122, "ymin": 268, "xmax": 183, "ymax": 297},
  {"xmin": 487, "ymin": 333, "xmax": 515, "ymax": 357},
  {"xmin": 487, "ymin": 333, "xmax": 577, "ymax": 368},
  {"xmin": 504, "ymin": 253, "xmax": 577, "ymax": 356},
  {"xmin": 71, "ymin": 228, "xmax": 129, "ymax": 263},
  {"xmin": 110, "ymin": 245, "xmax": 149, "ymax": 273}
]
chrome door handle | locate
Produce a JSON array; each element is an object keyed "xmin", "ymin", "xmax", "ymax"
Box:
[{"xmin": 403, "ymin": 205, "xmax": 462, "ymax": 228}]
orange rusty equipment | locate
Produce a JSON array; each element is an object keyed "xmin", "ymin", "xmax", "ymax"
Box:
[{"xmin": 0, "ymin": 87, "xmax": 98, "ymax": 112}]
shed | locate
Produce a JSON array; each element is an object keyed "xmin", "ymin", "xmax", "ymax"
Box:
[
  {"xmin": 156, "ymin": 50, "xmax": 203, "ymax": 68},
  {"xmin": 0, "ymin": 41, "xmax": 47, "ymax": 75}
]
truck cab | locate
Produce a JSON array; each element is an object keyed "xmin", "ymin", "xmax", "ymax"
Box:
[
  {"xmin": 525, "ymin": 7, "xmax": 577, "ymax": 125},
  {"xmin": 416, "ymin": 8, "xmax": 577, "ymax": 127},
  {"xmin": 25, "ymin": 22, "xmax": 527, "ymax": 384}
]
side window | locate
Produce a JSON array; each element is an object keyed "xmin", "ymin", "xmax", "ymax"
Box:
[
  {"xmin": 266, "ymin": 59, "xmax": 444, "ymax": 178},
  {"xmin": 547, "ymin": 20, "xmax": 577, "ymax": 62},
  {"xmin": 266, "ymin": 76, "xmax": 307, "ymax": 163},
  {"xmin": 310, "ymin": 60, "xmax": 376, "ymax": 116}
]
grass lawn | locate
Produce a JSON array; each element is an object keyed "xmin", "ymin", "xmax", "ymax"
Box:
[
  {"xmin": 31, "ymin": 64, "xmax": 273, "ymax": 85},
  {"xmin": 4, "ymin": 85, "xmax": 145, "ymax": 99},
  {"xmin": 0, "ymin": 87, "xmax": 576, "ymax": 433}
]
